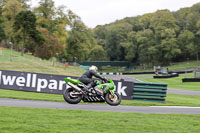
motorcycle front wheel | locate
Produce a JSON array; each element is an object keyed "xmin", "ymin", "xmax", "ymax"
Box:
[
  {"xmin": 63, "ymin": 87, "xmax": 82, "ymax": 104},
  {"xmin": 105, "ymin": 92, "xmax": 121, "ymax": 106}
]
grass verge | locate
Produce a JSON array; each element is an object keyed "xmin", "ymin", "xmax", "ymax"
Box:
[
  {"xmin": 133, "ymin": 73, "xmax": 200, "ymax": 91},
  {"xmin": 0, "ymin": 106, "xmax": 199, "ymax": 133},
  {"xmin": 0, "ymin": 48, "xmax": 84, "ymax": 77}
]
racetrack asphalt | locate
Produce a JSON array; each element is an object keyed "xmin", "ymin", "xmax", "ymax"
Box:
[{"xmin": 0, "ymin": 98, "xmax": 200, "ymax": 114}]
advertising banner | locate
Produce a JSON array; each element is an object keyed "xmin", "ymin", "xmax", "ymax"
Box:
[{"xmin": 0, "ymin": 70, "xmax": 133, "ymax": 100}]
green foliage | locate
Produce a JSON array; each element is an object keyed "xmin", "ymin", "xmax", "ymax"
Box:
[
  {"xmin": 88, "ymin": 45, "xmax": 107, "ymax": 61},
  {"xmin": 66, "ymin": 18, "xmax": 98, "ymax": 62},
  {"xmin": 34, "ymin": 0, "xmax": 56, "ymax": 32},
  {"xmin": 0, "ymin": 21, "xmax": 5, "ymax": 41},
  {"xmin": 177, "ymin": 30, "xmax": 195, "ymax": 60},
  {"xmin": 14, "ymin": 11, "xmax": 36, "ymax": 33},
  {"xmin": 34, "ymin": 0, "xmax": 99, "ymax": 61},
  {"xmin": 2, "ymin": 0, "xmax": 23, "ymax": 43},
  {"xmin": 94, "ymin": 2, "xmax": 200, "ymax": 67},
  {"xmin": 34, "ymin": 0, "xmax": 69, "ymax": 45},
  {"xmin": 13, "ymin": 10, "xmax": 44, "ymax": 56},
  {"xmin": 0, "ymin": 5, "xmax": 6, "ymax": 41},
  {"xmin": 124, "ymin": 31, "xmax": 138, "ymax": 62},
  {"xmin": 105, "ymin": 23, "xmax": 133, "ymax": 61},
  {"xmin": 34, "ymin": 28, "xmax": 63, "ymax": 59}
]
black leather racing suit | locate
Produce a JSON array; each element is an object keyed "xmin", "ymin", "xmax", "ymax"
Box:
[{"xmin": 79, "ymin": 70, "xmax": 104, "ymax": 87}]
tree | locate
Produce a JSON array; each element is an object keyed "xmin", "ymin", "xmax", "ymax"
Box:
[
  {"xmin": 173, "ymin": 7, "xmax": 190, "ymax": 31},
  {"xmin": 136, "ymin": 29, "xmax": 157, "ymax": 67},
  {"xmin": 34, "ymin": 0, "xmax": 61, "ymax": 33},
  {"xmin": 66, "ymin": 19, "xmax": 97, "ymax": 62},
  {"xmin": 2, "ymin": 0, "xmax": 23, "ymax": 43},
  {"xmin": 13, "ymin": 10, "xmax": 43, "ymax": 56},
  {"xmin": 34, "ymin": 28, "xmax": 63, "ymax": 59},
  {"xmin": 0, "ymin": 18, "xmax": 6, "ymax": 41},
  {"xmin": 34, "ymin": 0, "xmax": 72, "ymax": 61},
  {"xmin": 138, "ymin": 13, "xmax": 153, "ymax": 30},
  {"xmin": 186, "ymin": 3, "xmax": 200, "ymax": 62},
  {"xmin": 53, "ymin": 6, "xmax": 69, "ymax": 46},
  {"xmin": 88, "ymin": 45, "xmax": 107, "ymax": 61},
  {"xmin": 105, "ymin": 22, "xmax": 132, "ymax": 61},
  {"xmin": 156, "ymin": 29, "xmax": 180, "ymax": 65},
  {"xmin": 0, "ymin": 4, "xmax": 6, "ymax": 41},
  {"xmin": 94, "ymin": 25, "xmax": 107, "ymax": 47},
  {"xmin": 124, "ymin": 31, "xmax": 138, "ymax": 62},
  {"xmin": 93, "ymin": 3, "xmax": 200, "ymax": 67},
  {"xmin": 177, "ymin": 30, "xmax": 195, "ymax": 60},
  {"xmin": 17, "ymin": 0, "xmax": 30, "ymax": 9}
]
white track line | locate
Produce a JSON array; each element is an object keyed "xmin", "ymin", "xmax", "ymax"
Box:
[{"xmin": 150, "ymin": 106, "xmax": 200, "ymax": 109}]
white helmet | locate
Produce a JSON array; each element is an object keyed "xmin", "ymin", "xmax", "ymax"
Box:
[{"xmin": 89, "ymin": 65, "xmax": 98, "ymax": 72}]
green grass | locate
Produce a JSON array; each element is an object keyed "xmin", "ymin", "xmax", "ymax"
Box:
[
  {"xmin": 0, "ymin": 89, "xmax": 200, "ymax": 107},
  {"xmin": 0, "ymin": 89, "xmax": 63, "ymax": 102},
  {"xmin": 122, "ymin": 94, "xmax": 200, "ymax": 106},
  {"xmin": 133, "ymin": 73, "xmax": 200, "ymax": 91},
  {"xmin": 0, "ymin": 48, "xmax": 84, "ymax": 77},
  {"xmin": 168, "ymin": 61, "xmax": 200, "ymax": 70},
  {"xmin": 0, "ymin": 106, "xmax": 199, "ymax": 133}
]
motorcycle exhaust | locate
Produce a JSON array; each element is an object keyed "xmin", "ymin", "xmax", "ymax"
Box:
[{"xmin": 67, "ymin": 82, "xmax": 84, "ymax": 93}]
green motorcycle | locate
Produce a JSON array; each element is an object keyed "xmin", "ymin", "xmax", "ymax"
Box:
[{"xmin": 63, "ymin": 78, "xmax": 121, "ymax": 106}]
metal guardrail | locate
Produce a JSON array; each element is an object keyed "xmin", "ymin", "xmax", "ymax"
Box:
[{"xmin": 123, "ymin": 70, "xmax": 193, "ymax": 75}]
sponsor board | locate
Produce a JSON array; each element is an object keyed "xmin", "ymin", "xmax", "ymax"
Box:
[{"xmin": 0, "ymin": 70, "xmax": 133, "ymax": 100}]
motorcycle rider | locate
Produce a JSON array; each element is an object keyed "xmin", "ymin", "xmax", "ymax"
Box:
[{"xmin": 79, "ymin": 65, "xmax": 106, "ymax": 92}]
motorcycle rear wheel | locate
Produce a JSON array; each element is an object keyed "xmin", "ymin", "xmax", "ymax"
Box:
[
  {"xmin": 63, "ymin": 88, "xmax": 82, "ymax": 104},
  {"xmin": 105, "ymin": 92, "xmax": 121, "ymax": 106}
]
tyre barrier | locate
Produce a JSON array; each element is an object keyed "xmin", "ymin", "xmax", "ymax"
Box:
[
  {"xmin": 123, "ymin": 72, "xmax": 155, "ymax": 75},
  {"xmin": 182, "ymin": 78, "xmax": 200, "ymax": 82},
  {"xmin": 153, "ymin": 73, "xmax": 179, "ymax": 78},
  {"xmin": 98, "ymin": 72, "xmax": 123, "ymax": 75},
  {"xmin": 111, "ymin": 70, "xmax": 193, "ymax": 75},
  {"xmin": 133, "ymin": 82, "xmax": 167, "ymax": 102}
]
